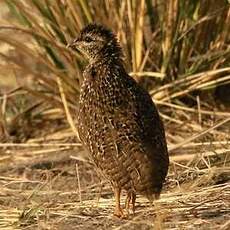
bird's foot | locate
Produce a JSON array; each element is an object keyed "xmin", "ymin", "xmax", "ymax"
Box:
[{"xmin": 113, "ymin": 208, "xmax": 128, "ymax": 219}]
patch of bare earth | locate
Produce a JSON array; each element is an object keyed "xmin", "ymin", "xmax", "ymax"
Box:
[{"xmin": 0, "ymin": 140, "xmax": 229, "ymax": 230}]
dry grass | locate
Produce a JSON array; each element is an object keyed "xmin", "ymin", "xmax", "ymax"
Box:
[
  {"xmin": 0, "ymin": 110, "xmax": 229, "ymax": 229},
  {"xmin": 0, "ymin": 1, "xmax": 230, "ymax": 229},
  {"xmin": 0, "ymin": 150, "xmax": 229, "ymax": 229}
]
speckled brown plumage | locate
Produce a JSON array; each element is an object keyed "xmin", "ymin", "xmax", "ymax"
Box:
[{"xmin": 68, "ymin": 23, "xmax": 169, "ymax": 217}]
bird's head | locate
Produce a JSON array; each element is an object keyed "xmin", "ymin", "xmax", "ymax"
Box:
[{"xmin": 67, "ymin": 23, "xmax": 122, "ymax": 62}]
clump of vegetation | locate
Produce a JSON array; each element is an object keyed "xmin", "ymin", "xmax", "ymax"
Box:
[{"xmin": 0, "ymin": 1, "xmax": 229, "ymax": 133}]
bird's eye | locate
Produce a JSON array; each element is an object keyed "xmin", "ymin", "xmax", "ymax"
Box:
[{"xmin": 85, "ymin": 37, "xmax": 93, "ymax": 43}]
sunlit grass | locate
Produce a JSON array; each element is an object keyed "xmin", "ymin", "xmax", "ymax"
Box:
[{"xmin": 0, "ymin": 2, "xmax": 229, "ymax": 229}]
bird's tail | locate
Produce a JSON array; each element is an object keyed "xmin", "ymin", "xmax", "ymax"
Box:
[{"xmin": 146, "ymin": 192, "xmax": 161, "ymax": 203}]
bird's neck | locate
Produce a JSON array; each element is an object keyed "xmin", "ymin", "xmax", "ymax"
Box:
[
  {"xmin": 89, "ymin": 53, "xmax": 123, "ymax": 68},
  {"xmin": 84, "ymin": 56, "xmax": 126, "ymax": 83},
  {"xmin": 90, "ymin": 43, "xmax": 123, "ymax": 65}
]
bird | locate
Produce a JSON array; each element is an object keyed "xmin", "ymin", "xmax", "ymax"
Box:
[{"xmin": 67, "ymin": 23, "xmax": 169, "ymax": 218}]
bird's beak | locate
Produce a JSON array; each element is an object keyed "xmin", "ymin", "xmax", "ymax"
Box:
[
  {"xmin": 66, "ymin": 37, "xmax": 89, "ymax": 59},
  {"xmin": 66, "ymin": 38, "xmax": 80, "ymax": 49}
]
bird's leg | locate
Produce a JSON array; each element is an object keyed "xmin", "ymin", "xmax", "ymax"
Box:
[
  {"xmin": 113, "ymin": 187, "xmax": 124, "ymax": 218},
  {"xmin": 125, "ymin": 191, "xmax": 136, "ymax": 215},
  {"xmin": 125, "ymin": 191, "xmax": 131, "ymax": 215},
  {"xmin": 95, "ymin": 180, "xmax": 103, "ymax": 206},
  {"xmin": 131, "ymin": 192, "xmax": 136, "ymax": 214}
]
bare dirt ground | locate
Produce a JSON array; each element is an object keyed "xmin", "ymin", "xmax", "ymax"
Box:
[{"xmin": 0, "ymin": 144, "xmax": 229, "ymax": 230}]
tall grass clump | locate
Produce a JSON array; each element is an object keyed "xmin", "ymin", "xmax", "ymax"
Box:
[{"xmin": 0, "ymin": 0, "xmax": 229, "ymax": 141}]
